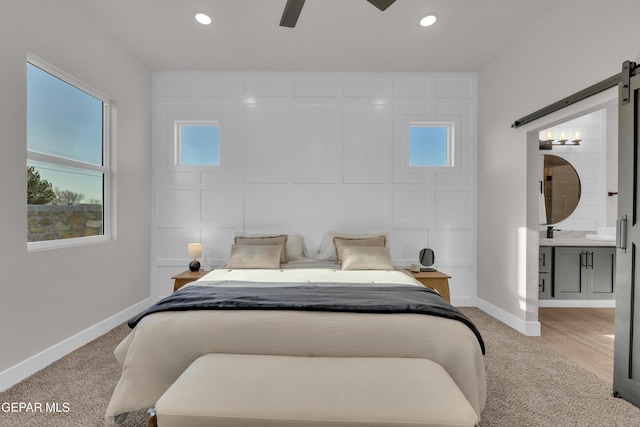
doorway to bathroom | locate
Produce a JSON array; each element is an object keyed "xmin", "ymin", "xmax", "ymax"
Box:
[
  {"xmin": 536, "ymin": 105, "xmax": 619, "ymax": 308},
  {"xmin": 525, "ymin": 94, "xmax": 618, "ymax": 385}
]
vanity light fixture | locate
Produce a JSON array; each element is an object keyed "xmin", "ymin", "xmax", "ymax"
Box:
[
  {"xmin": 539, "ymin": 131, "xmax": 582, "ymax": 150},
  {"xmin": 195, "ymin": 13, "xmax": 212, "ymax": 25},
  {"xmin": 420, "ymin": 14, "xmax": 437, "ymax": 27}
]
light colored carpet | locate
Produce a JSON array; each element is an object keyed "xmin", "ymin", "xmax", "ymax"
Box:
[
  {"xmin": 1, "ymin": 308, "xmax": 640, "ymax": 426},
  {"xmin": 0, "ymin": 323, "xmax": 148, "ymax": 427},
  {"xmin": 466, "ymin": 308, "xmax": 640, "ymax": 426}
]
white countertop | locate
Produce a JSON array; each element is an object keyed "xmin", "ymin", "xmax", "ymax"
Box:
[
  {"xmin": 539, "ymin": 237, "xmax": 616, "ymax": 247},
  {"xmin": 539, "ymin": 230, "xmax": 616, "ymax": 247}
]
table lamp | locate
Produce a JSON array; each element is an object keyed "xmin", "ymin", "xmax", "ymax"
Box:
[{"xmin": 188, "ymin": 243, "xmax": 202, "ymax": 271}]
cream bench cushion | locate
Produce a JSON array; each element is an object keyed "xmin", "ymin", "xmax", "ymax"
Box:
[{"xmin": 156, "ymin": 353, "xmax": 478, "ymax": 427}]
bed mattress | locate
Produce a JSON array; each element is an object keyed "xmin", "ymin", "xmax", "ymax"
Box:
[{"xmin": 106, "ymin": 264, "xmax": 486, "ymax": 422}]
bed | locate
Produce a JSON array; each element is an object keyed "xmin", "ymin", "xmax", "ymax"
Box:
[{"xmin": 106, "ymin": 233, "xmax": 486, "ymax": 423}]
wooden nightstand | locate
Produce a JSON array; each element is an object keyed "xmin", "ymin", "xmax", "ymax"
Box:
[
  {"xmin": 172, "ymin": 269, "xmax": 211, "ymax": 292},
  {"xmin": 406, "ymin": 270, "xmax": 451, "ymax": 303}
]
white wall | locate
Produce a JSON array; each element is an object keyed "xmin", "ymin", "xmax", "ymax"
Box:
[
  {"xmin": 607, "ymin": 105, "xmax": 619, "ymax": 227},
  {"xmin": 477, "ymin": 0, "xmax": 640, "ymax": 333},
  {"xmin": 0, "ymin": 0, "xmax": 151, "ymax": 390},
  {"xmin": 152, "ymin": 72, "xmax": 478, "ymax": 305}
]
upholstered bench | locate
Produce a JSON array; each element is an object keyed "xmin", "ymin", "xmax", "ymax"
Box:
[{"xmin": 155, "ymin": 353, "xmax": 478, "ymax": 427}]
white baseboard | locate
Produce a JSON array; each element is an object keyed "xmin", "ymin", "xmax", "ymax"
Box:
[
  {"xmin": 538, "ymin": 299, "xmax": 616, "ymax": 308},
  {"xmin": 476, "ymin": 298, "xmax": 541, "ymax": 336},
  {"xmin": 0, "ymin": 297, "xmax": 154, "ymax": 392},
  {"xmin": 451, "ymin": 296, "xmax": 476, "ymax": 307}
]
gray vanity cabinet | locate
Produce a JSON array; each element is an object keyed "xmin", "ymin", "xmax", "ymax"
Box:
[
  {"xmin": 538, "ymin": 246, "xmax": 552, "ymax": 299},
  {"xmin": 553, "ymin": 247, "xmax": 615, "ymax": 300}
]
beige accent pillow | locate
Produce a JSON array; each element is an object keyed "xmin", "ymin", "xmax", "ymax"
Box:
[
  {"xmin": 234, "ymin": 235, "xmax": 288, "ymax": 263},
  {"xmin": 340, "ymin": 246, "xmax": 394, "ymax": 270},
  {"xmin": 333, "ymin": 236, "xmax": 387, "ymax": 263},
  {"xmin": 316, "ymin": 232, "xmax": 388, "ymax": 261},
  {"xmin": 226, "ymin": 245, "xmax": 282, "ymax": 269},
  {"xmin": 235, "ymin": 233, "xmax": 307, "ymax": 261}
]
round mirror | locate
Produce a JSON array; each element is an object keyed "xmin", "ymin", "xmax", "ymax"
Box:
[{"xmin": 542, "ymin": 154, "xmax": 581, "ymax": 225}]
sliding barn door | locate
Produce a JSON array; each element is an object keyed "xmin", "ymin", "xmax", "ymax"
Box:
[{"xmin": 614, "ymin": 60, "xmax": 640, "ymax": 405}]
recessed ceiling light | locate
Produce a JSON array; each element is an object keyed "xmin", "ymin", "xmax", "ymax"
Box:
[
  {"xmin": 195, "ymin": 13, "xmax": 212, "ymax": 25},
  {"xmin": 420, "ymin": 14, "xmax": 437, "ymax": 27}
]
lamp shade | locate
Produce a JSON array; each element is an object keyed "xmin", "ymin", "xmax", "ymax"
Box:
[{"xmin": 188, "ymin": 243, "xmax": 202, "ymax": 259}]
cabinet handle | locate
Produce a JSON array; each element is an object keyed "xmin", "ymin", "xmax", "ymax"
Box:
[
  {"xmin": 580, "ymin": 252, "xmax": 586, "ymax": 268},
  {"xmin": 587, "ymin": 251, "xmax": 594, "ymax": 269}
]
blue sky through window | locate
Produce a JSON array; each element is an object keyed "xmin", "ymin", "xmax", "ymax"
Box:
[
  {"xmin": 27, "ymin": 63, "xmax": 105, "ymax": 203},
  {"xmin": 27, "ymin": 63, "xmax": 103, "ymax": 165},
  {"xmin": 409, "ymin": 126, "xmax": 448, "ymax": 166},
  {"xmin": 180, "ymin": 124, "xmax": 220, "ymax": 166}
]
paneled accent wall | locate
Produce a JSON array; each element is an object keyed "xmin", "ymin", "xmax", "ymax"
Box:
[{"xmin": 152, "ymin": 72, "xmax": 477, "ymax": 304}]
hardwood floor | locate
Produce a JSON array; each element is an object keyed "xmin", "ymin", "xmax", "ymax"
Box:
[{"xmin": 532, "ymin": 307, "xmax": 615, "ymax": 384}]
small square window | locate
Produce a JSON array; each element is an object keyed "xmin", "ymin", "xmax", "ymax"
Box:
[
  {"xmin": 176, "ymin": 122, "xmax": 220, "ymax": 166},
  {"xmin": 409, "ymin": 123, "xmax": 453, "ymax": 167}
]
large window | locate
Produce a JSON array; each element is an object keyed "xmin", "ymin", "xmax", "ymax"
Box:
[{"xmin": 27, "ymin": 57, "xmax": 110, "ymax": 249}]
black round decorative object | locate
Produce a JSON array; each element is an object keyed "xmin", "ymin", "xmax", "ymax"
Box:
[
  {"xmin": 419, "ymin": 248, "xmax": 436, "ymax": 272},
  {"xmin": 189, "ymin": 259, "xmax": 201, "ymax": 272}
]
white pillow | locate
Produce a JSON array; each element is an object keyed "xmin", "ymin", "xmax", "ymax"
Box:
[
  {"xmin": 226, "ymin": 245, "xmax": 282, "ymax": 269},
  {"xmin": 283, "ymin": 234, "xmax": 308, "ymax": 261},
  {"xmin": 316, "ymin": 232, "xmax": 388, "ymax": 261},
  {"xmin": 340, "ymin": 246, "xmax": 394, "ymax": 270},
  {"xmin": 235, "ymin": 233, "xmax": 307, "ymax": 262}
]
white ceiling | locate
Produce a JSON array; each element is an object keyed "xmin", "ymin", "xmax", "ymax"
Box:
[{"xmin": 69, "ymin": 0, "xmax": 561, "ymax": 72}]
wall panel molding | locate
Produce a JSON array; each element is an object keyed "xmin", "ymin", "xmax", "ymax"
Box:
[{"xmin": 152, "ymin": 71, "xmax": 477, "ymax": 301}]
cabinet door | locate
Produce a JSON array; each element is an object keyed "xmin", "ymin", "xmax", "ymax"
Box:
[
  {"xmin": 538, "ymin": 246, "xmax": 553, "ymax": 299},
  {"xmin": 587, "ymin": 247, "xmax": 615, "ymax": 299},
  {"xmin": 539, "ymin": 272, "xmax": 552, "ymax": 299},
  {"xmin": 539, "ymin": 246, "xmax": 552, "ymax": 272},
  {"xmin": 553, "ymin": 247, "xmax": 586, "ymax": 299}
]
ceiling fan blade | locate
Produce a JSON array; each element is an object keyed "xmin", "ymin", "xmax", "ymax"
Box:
[
  {"xmin": 366, "ymin": 0, "xmax": 397, "ymax": 11},
  {"xmin": 280, "ymin": 0, "xmax": 306, "ymax": 28}
]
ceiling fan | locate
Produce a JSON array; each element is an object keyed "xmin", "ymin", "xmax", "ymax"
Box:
[{"xmin": 280, "ymin": 0, "xmax": 397, "ymax": 28}]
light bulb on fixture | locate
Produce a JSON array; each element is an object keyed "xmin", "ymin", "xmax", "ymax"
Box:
[
  {"xmin": 572, "ymin": 132, "xmax": 581, "ymax": 144},
  {"xmin": 539, "ymin": 129, "xmax": 582, "ymax": 150},
  {"xmin": 195, "ymin": 13, "xmax": 212, "ymax": 25},
  {"xmin": 558, "ymin": 132, "xmax": 568, "ymax": 145}
]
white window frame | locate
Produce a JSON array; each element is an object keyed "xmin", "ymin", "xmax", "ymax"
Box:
[
  {"xmin": 174, "ymin": 120, "xmax": 222, "ymax": 169},
  {"xmin": 408, "ymin": 122, "xmax": 455, "ymax": 168},
  {"xmin": 27, "ymin": 54, "xmax": 111, "ymax": 251}
]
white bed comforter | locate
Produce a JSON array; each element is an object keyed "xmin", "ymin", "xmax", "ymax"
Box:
[{"xmin": 106, "ymin": 267, "xmax": 486, "ymax": 422}]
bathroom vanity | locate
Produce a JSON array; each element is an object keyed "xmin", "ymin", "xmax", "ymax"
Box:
[
  {"xmin": 537, "ymin": 152, "xmax": 616, "ymax": 304},
  {"xmin": 539, "ymin": 232, "xmax": 615, "ymax": 302}
]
